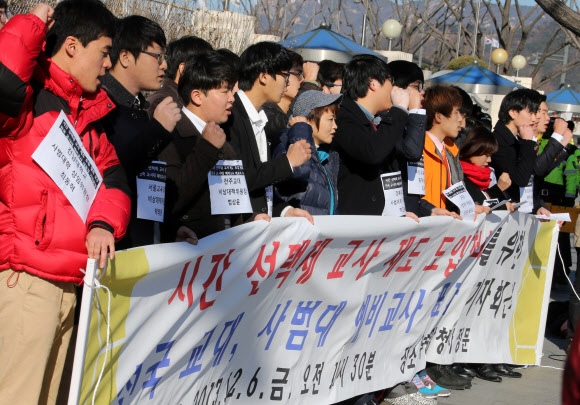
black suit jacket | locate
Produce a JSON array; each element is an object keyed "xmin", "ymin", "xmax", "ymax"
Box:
[
  {"xmin": 490, "ymin": 121, "xmax": 538, "ymax": 202},
  {"xmin": 332, "ymin": 97, "xmax": 409, "ymax": 215},
  {"xmin": 223, "ymin": 93, "xmax": 293, "ymax": 214}
]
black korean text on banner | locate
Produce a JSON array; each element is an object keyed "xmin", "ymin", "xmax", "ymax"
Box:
[
  {"xmin": 443, "ymin": 182, "xmax": 476, "ymax": 220},
  {"xmin": 32, "ymin": 111, "xmax": 103, "ymax": 222},
  {"xmin": 137, "ymin": 161, "xmax": 166, "ymax": 222},
  {"xmin": 381, "ymin": 171, "xmax": 406, "ymax": 217},
  {"xmin": 208, "ymin": 160, "xmax": 253, "ymax": 215}
]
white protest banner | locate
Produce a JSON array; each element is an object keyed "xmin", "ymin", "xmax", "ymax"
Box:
[
  {"xmin": 407, "ymin": 159, "xmax": 425, "ymax": 195},
  {"xmin": 32, "ymin": 111, "xmax": 103, "ymax": 222},
  {"xmin": 381, "ymin": 172, "xmax": 406, "ymax": 217},
  {"xmin": 137, "ymin": 161, "xmax": 166, "ymax": 222},
  {"xmin": 208, "ymin": 160, "xmax": 253, "ymax": 215},
  {"xmin": 72, "ymin": 213, "xmax": 557, "ymax": 405},
  {"xmin": 443, "ymin": 182, "xmax": 476, "ymax": 220}
]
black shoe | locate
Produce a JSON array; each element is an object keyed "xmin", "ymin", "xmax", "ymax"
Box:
[
  {"xmin": 493, "ymin": 363, "xmax": 522, "ymax": 378},
  {"xmin": 475, "ymin": 364, "xmax": 502, "ymax": 382},
  {"xmin": 451, "ymin": 363, "xmax": 473, "ymax": 379},
  {"xmin": 426, "ymin": 364, "xmax": 472, "ymax": 390},
  {"xmin": 460, "ymin": 363, "xmax": 477, "ymax": 378}
]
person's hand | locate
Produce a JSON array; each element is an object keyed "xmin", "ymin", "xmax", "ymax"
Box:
[
  {"xmin": 517, "ymin": 125, "xmax": 534, "ymax": 140},
  {"xmin": 405, "ymin": 211, "xmax": 419, "ymax": 223},
  {"xmin": 176, "ymin": 226, "xmax": 198, "ymax": 245},
  {"xmin": 506, "ymin": 202, "xmax": 516, "ymax": 212},
  {"xmin": 254, "ymin": 214, "xmax": 271, "ymax": 222},
  {"xmin": 302, "ymin": 62, "xmax": 319, "ymax": 82},
  {"xmin": 563, "ymin": 128, "xmax": 574, "ymax": 146},
  {"xmin": 153, "ymin": 96, "xmax": 181, "ymax": 133},
  {"xmin": 30, "ymin": 3, "xmax": 54, "ymax": 27},
  {"xmin": 391, "ymin": 86, "xmax": 410, "ymax": 110},
  {"xmin": 408, "ymin": 87, "xmax": 421, "ymax": 110},
  {"xmin": 289, "ymin": 116, "xmax": 308, "ymax": 126},
  {"xmin": 202, "ymin": 121, "xmax": 227, "ymax": 149},
  {"xmin": 431, "ymin": 207, "xmax": 462, "ymax": 220},
  {"xmin": 554, "ymin": 118, "xmax": 568, "ymax": 138},
  {"xmin": 497, "ymin": 172, "xmax": 512, "ymax": 191},
  {"xmin": 474, "ymin": 205, "xmax": 490, "ymax": 220},
  {"xmin": 287, "ymin": 139, "xmax": 312, "ymax": 168},
  {"xmin": 86, "ymin": 227, "xmax": 115, "ymax": 268},
  {"xmin": 284, "ymin": 207, "xmax": 314, "ymax": 225},
  {"xmin": 536, "ymin": 207, "xmax": 563, "ymax": 227}
]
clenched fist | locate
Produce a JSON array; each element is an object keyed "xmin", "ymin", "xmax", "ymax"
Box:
[
  {"xmin": 517, "ymin": 125, "xmax": 534, "ymax": 140},
  {"xmin": 287, "ymin": 139, "xmax": 312, "ymax": 168},
  {"xmin": 202, "ymin": 121, "xmax": 226, "ymax": 149},
  {"xmin": 302, "ymin": 62, "xmax": 319, "ymax": 82},
  {"xmin": 153, "ymin": 97, "xmax": 181, "ymax": 133},
  {"xmin": 497, "ymin": 172, "xmax": 511, "ymax": 191},
  {"xmin": 30, "ymin": 3, "xmax": 54, "ymax": 27},
  {"xmin": 391, "ymin": 86, "xmax": 410, "ymax": 110}
]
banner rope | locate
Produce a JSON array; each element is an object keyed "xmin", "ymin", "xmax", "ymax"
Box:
[{"xmin": 80, "ymin": 266, "xmax": 112, "ymax": 405}]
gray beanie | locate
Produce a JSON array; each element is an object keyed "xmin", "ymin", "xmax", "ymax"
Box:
[{"xmin": 292, "ymin": 90, "xmax": 343, "ymax": 118}]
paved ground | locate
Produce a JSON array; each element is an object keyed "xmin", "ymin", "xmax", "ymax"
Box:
[{"xmin": 438, "ymin": 235, "xmax": 575, "ymax": 405}]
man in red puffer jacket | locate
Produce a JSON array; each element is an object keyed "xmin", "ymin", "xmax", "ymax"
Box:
[{"xmin": 0, "ymin": 1, "xmax": 130, "ymax": 404}]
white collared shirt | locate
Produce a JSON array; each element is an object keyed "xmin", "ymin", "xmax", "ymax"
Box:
[
  {"xmin": 237, "ymin": 90, "xmax": 269, "ymax": 163},
  {"xmin": 181, "ymin": 106, "xmax": 207, "ymax": 134}
]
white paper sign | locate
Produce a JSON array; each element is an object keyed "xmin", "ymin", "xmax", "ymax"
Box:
[
  {"xmin": 266, "ymin": 186, "xmax": 274, "ymax": 217},
  {"xmin": 519, "ymin": 176, "xmax": 534, "ymax": 214},
  {"xmin": 208, "ymin": 160, "xmax": 252, "ymax": 215},
  {"xmin": 31, "ymin": 111, "xmax": 102, "ymax": 223},
  {"xmin": 381, "ymin": 171, "xmax": 406, "ymax": 217},
  {"xmin": 443, "ymin": 181, "xmax": 476, "ymax": 220},
  {"xmin": 407, "ymin": 158, "xmax": 425, "ymax": 195},
  {"xmin": 483, "ymin": 198, "xmax": 499, "ymax": 207},
  {"xmin": 489, "ymin": 168, "xmax": 498, "ymax": 188},
  {"xmin": 137, "ymin": 161, "xmax": 166, "ymax": 222},
  {"xmin": 536, "ymin": 213, "xmax": 571, "ymax": 222}
]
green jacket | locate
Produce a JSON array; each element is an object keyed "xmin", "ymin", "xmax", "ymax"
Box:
[
  {"xmin": 538, "ymin": 137, "xmax": 565, "ymax": 186},
  {"xmin": 564, "ymin": 148, "xmax": 580, "ymax": 198}
]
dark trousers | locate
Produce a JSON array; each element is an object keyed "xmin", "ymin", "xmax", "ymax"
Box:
[{"xmin": 569, "ymin": 248, "xmax": 580, "ymax": 338}]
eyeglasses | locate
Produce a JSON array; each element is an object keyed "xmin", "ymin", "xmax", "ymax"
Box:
[
  {"xmin": 141, "ymin": 50, "xmax": 166, "ymax": 65},
  {"xmin": 408, "ymin": 82, "xmax": 426, "ymax": 91},
  {"xmin": 325, "ymin": 83, "xmax": 342, "ymax": 88},
  {"xmin": 277, "ymin": 72, "xmax": 291, "ymax": 85},
  {"xmin": 289, "ymin": 71, "xmax": 304, "ymax": 81}
]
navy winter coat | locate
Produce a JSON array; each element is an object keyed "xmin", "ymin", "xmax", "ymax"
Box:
[{"xmin": 273, "ymin": 123, "xmax": 339, "ymax": 215}]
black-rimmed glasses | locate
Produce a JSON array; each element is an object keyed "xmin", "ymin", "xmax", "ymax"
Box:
[{"xmin": 141, "ymin": 51, "xmax": 166, "ymax": 65}]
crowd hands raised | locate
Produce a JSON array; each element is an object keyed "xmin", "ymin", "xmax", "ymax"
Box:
[{"xmin": 0, "ymin": 1, "xmax": 578, "ymax": 404}]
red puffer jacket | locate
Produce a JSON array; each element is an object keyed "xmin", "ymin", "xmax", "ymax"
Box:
[{"xmin": 0, "ymin": 14, "xmax": 131, "ymax": 284}]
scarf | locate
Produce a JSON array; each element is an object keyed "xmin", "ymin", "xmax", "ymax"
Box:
[{"xmin": 461, "ymin": 161, "xmax": 491, "ymax": 190}]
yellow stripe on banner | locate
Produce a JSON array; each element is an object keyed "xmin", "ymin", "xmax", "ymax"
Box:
[
  {"xmin": 509, "ymin": 221, "xmax": 556, "ymax": 364},
  {"xmin": 80, "ymin": 248, "xmax": 150, "ymax": 405}
]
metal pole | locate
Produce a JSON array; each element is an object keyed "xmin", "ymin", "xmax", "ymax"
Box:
[
  {"xmin": 472, "ymin": 0, "xmax": 481, "ymax": 57},
  {"xmin": 361, "ymin": 13, "xmax": 367, "ymax": 46},
  {"xmin": 312, "ymin": 0, "xmax": 316, "ymax": 29},
  {"xmin": 561, "ymin": 45, "xmax": 569, "ymax": 86},
  {"xmin": 418, "ymin": 26, "xmax": 424, "ymax": 67},
  {"xmin": 456, "ymin": 0, "xmax": 465, "ymax": 58}
]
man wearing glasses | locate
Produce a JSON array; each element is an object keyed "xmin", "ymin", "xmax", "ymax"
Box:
[
  {"xmin": 100, "ymin": 15, "xmax": 181, "ymax": 248},
  {"xmin": 224, "ymin": 42, "xmax": 314, "ymax": 222}
]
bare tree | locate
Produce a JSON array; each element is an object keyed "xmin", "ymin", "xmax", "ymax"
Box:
[{"xmin": 535, "ymin": 0, "xmax": 580, "ymax": 37}]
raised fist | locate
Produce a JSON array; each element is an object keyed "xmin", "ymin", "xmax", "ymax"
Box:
[
  {"xmin": 202, "ymin": 121, "xmax": 226, "ymax": 149},
  {"xmin": 153, "ymin": 97, "xmax": 181, "ymax": 133},
  {"xmin": 287, "ymin": 139, "xmax": 311, "ymax": 168}
]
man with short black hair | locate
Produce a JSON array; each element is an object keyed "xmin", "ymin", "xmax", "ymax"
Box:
[
  {"xmin": 158, "ymin": 50, "xmax": 245, "ymax": 239},
  {"xmin": 332, "ymin": 54, "xmax": 418, "ymax": 217},
  {"xmin": 224, "ymin": 42, "xmax": 313, "ymax": 221},
  {"xmin": 100, "ymin": 15, "xmax": 181, "ymax": 248},
  {"xmin": 317, "ymin": 59, "xmax": 343, "ymax": 94},
  {"xmin": 490, "ymin": 89, "xmax": 545, "ymax": 210},
  {"xmin": 0, "ymin": 2, "xmax": 130, "ymax": 403}
]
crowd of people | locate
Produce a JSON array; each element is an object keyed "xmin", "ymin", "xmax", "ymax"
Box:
[{"xmin": 0, "ymin": 0, "xmax": 579, "ymax": 404}]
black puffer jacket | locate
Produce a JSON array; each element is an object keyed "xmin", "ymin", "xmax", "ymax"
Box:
[{"xmin": 273, "ymin": 123, "xmax": 339, "ymax": 215}]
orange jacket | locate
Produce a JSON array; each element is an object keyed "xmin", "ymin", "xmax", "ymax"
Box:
[{"xmin": 422, "ymin": 133, "xmax": 460, "ymax": 209}]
